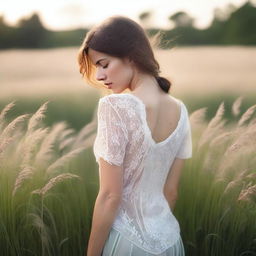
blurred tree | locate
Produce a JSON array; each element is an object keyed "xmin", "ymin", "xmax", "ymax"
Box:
[
  {"xmin": 206, "ymin": 8, "xmax": 228, "ymax": 44},
  {"xmin": 0, "ymin": 16, "xmax": 7, "ymax": 29},
  {"xmin": 0, "ymin": 16, "xmax": 20, "ymax": 48},
  {"xmin": 166, "ymin": 11, "xmax": 200, "ymax": 46},
  {"xmin": 199, "ymin": 1, "xmax": 256, "ymax": 45},
  {"xmin": 168, "ymin": 11, "xmax": 195, "ymax": 28},
  {"xmin": 214, "ymin": 4, "xmax": 236, "ymax": 22},
  {"xmin": 43, "ymin": 28, "xmax": 88, "ymax": 48},
  {"xmin": 221, "ymin": 1, "xmax": 256, "ymax": 44},
  {"xmin": 0, "ymin": 2, "xmax": 256, "ymax": 48},
  {"xmin": 0, "ymin": 16, "xmax": 10, "ymax": 48},
  {"xmin": 139, "ymin": 11, "xmax": 151, "ymax": 21},
  {"xmin": 139, "ymin": 11, "xmax": 153, "ymax": 29},
  {"xmin": 17, "ymin": 13, "xmax": 47, "ymax": 48}
]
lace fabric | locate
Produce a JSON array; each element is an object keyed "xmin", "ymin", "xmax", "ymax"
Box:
[{"xmin": 93, "ymin": 93, "xmax": 192, "ymax": 254}]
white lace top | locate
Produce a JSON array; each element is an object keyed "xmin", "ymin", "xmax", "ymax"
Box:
[{"xmin": 93, "ymin": 93, "xmax": 192, "ymax": 255}]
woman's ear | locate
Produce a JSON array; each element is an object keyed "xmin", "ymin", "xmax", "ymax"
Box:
[
  {"xmin": 123, "ymin": 56, "xmax": 132, "ymax": 64},
  {"xmin": 125, "ymin": 57, "xmax": 135, "ymax": 67}
]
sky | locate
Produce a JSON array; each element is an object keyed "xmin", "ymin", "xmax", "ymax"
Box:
[{"xmin": 0, "ymin": 0, "xmax": 252, "ymax": 30}]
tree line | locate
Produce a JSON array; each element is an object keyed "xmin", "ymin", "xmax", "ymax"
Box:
[{"xmin": 0, "ymin": 0, "xmax": 255, "ymax": 49}]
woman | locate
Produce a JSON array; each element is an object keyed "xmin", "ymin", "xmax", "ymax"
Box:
[{"xmin": 78, "ymin": 16, "xmax": 192, "ymax": 256}]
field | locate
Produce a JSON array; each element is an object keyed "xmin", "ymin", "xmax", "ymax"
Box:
[
  {"xmin": 0, "ymin": 47, "xmax": 256, "ymax": 255},
  {"xmin": 1, "ymin": 46, "xmax": 256, "ymax": 97},
  {"xmin": 1, "ymin": 46, "xmax": 256, "ymax": 129}
]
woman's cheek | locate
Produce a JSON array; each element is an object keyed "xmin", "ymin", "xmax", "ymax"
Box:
[{"xmin": 108, "ymin": 64, "xmax": 118, "ymax": 79}]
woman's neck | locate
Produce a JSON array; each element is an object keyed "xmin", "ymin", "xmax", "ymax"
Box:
[{"xmin": 129, "ymin": 72, "xmax": 161, "ymax": 96}]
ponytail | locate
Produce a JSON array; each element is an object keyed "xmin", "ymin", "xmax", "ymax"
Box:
[{"xmin": 155, "ymin": 76, "xmax": 171, "ymax": 93}]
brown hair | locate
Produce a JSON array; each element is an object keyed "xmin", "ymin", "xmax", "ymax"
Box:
[{"xmin": 78, "ymin": 15, "xmax": 171, "ymax": 93}]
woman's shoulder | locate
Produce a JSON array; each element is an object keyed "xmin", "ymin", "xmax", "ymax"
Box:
[
  {"xmin": 167, "ymin": 94, "xmax": 183, "ymax": 105},
  {"xmin": 100, "ymin": 92, "xmax": 138, "ymax": 101},
  {"xmin": 168, "ymin": 95, "xmax": 189, "ymax": 113},
  {"xmin": 97, "ymin": 94, "xmax": 142, "ymax": 125},
  {"xmin": 99, "ymin": 93, "xmax": 141, "ymax": 109}
]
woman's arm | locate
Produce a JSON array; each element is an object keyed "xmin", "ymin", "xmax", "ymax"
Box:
[
  {"xmin": 163, "ymin": 157, "xmax": 185, "ymax": 211},
  {"xmin": 86, "ymin": 192, "xmax": 121, "ymax": 256},
  {"xmin": 86, "ymin": 158, "xmax": 123, "ymax": 256}
]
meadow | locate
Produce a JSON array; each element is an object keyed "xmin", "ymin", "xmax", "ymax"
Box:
[
  {"xmin": 1, "ymin": 46, "xmax": 256, "ymax": 130},
  {"xmin": 0, "ymin": 47, "xmax": 255, "ymax": 255}
]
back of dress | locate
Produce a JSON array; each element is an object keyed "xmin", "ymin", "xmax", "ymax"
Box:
[{"xmin": 93, "ymin": 93, "xmax": 192, "ymax": 254}]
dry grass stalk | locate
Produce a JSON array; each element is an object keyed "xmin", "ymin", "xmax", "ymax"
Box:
[
  {"xmin": 22, "ymin": 128, "xmax": 49, "ymax": 165},
  {"xmin": 202, "ymin": 130, "xmax": 232, "ymax": 171},
  {"xmin": 189, "ymin": 107, "xmax": 207, "ymax": 127},
  {"xmin": 232, "ymin": 96, "xmax": 243, "ymax": 117},
  {"xmin": 49, "ymin": 122, "xmax": 69, "ymax": 140},
  {"xmin": 58, "ymin": 127, "xmax": 76, "ymax": 150},
  {"xmin": 81, "ymin": 133, "xmax": 97, "ymax": 149},
  {"xmin": 0, "ymin": 138, "xmax": 14, "ymax": 155},
  {"xmin": 209, "ymin": 131, "xmax": 234, "ymax": 148},
  {"xmin": 48, "ymin": 122, "xmax": 71, "ymax": 148},
  {"xmin": 237, "ymin": 169, "xmax": 251, "ymax": 180},
  {"xmin": 246, "ymin": 173, "xmax": 256, "ymax": 179},
  {"xmin": 27, "ymin": 102, "xmax": 49, "ymax": 133},
  {"xmin": 208, "ymin": 102, "xmax": 225, "ymax": 129},
  {"xmin": 59, "ymin": 128, "xmax": 75, "ymax": 142},
  {"xmin": 0, "ymin": 102, "xmax": 16, "ymax": 124},
  {"xmin": 222, "ymin": 169, "xmax": 250, "ymax": 192},
  {"xmin": 59, "ymin": 136, "xmax": 76, "ymax": 151},
  {"xmin": 72, "ymin": 117, "xmax": 97, "ymax": 149},
  {"xmin": 225, "ymin": 126, "xmax": 256, "ymax": 156},
  {"xmin": 197, "ymin": 102, "xmax": 226, "ymax": 148},
  {"xmin": 217, "ymin": 143, "xmax": 255, "ymax": 182},
  {"xmin": 12, "ymin": 165, "xmax": 35, "ymax": 196},
  {"xmin": 0, "ymin": 114, "xmax": 29, "ymax": 141},
  {"xmin": 247, "ymin": 122, "xmax": 256, "ymax": 133},
  {"xmin": 223, "ymin": 180, "xmax": 244, "ymax": 195},
  {"xmin": 198, "ymin": 123, "xmax": 226, "ymax": 150},
  {"xmin": 35, "ymin": 122, "xmax": 68, "ymax": 165},
  {"xmin": 0, "ymin": 128, "xmax": 24, "ymax": 161},
  {"xmin": 238, "ymin": 184, "xmax": 256, "ymax": 203},
  {"xmin": 32, "ymin": 173, "xmax": 80, "ymax": 196},
  {"xmin": 249, "ymin": 117, "xmax": 256, "ymax": 126},
  {"xmin": 46, "ymin": 146, "xmax": 87, "ymax": 175},
  {"xmin": 238, "ymin": 104, "xmax": 256, "ymax": 127}
]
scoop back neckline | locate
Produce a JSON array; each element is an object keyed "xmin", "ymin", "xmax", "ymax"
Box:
[{"xmin": 121, "ymin": 93, "xmax": 184, "ymax": 146}]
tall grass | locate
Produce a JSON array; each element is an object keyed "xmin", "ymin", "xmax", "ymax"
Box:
[
  {"xmin": 175, "ymin": 96, "xmax": 256, "ymax": 256},
  {"xmin": 0, "ymin": 97, "xmax": 255, "ymax": 255},
  {"xmin": 0, "ymin": 102, "xmax": 98, "ymax": 256}
]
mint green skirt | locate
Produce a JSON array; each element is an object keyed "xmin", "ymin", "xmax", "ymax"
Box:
[{"xmin": 102, "ymin": 228, "xmax": 185, "ymax": 256}]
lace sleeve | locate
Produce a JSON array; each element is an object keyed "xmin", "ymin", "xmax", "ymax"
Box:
[
  {"xmin": 93, "ymin": 97, "xmax": 128, "ymax": 166},
  {"xmin": 176, "ymin": 106, "xmax": 192, "ymax": 159}
]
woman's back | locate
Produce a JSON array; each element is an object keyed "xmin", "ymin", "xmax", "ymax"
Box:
[
  {"xmin": 93, "ymin": 93, "xmax": 192, "ymax": 254},
  {"xmin": 130, "ymin": 92, "xmax": 182, "ymax": 144}
]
